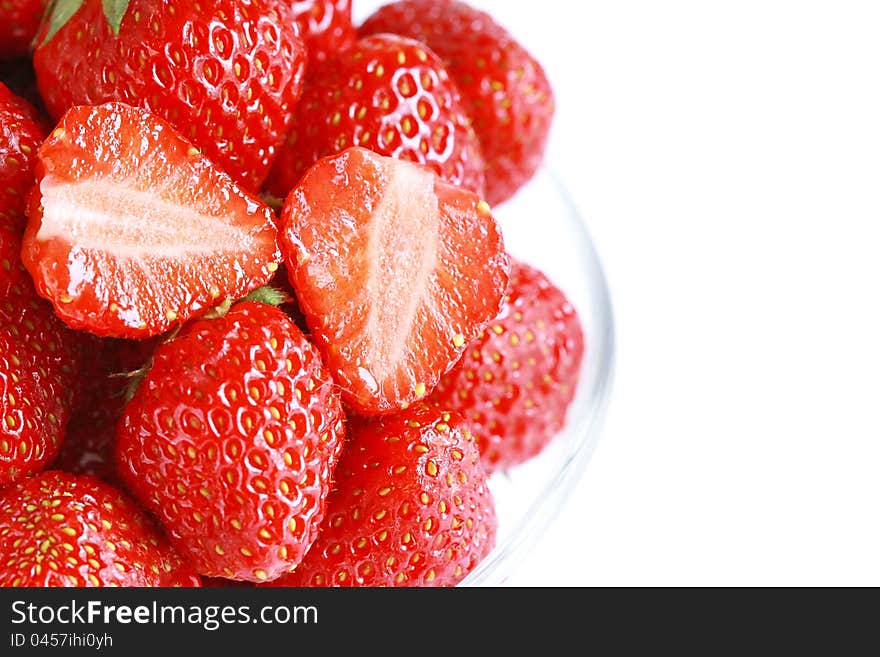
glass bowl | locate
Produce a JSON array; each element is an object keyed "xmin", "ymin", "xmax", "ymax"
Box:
[{"xmin": 459, "ymin": 167, "xmax": 616, "ymax": 586}]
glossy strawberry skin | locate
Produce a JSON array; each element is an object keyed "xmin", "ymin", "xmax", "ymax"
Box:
[
  {"xmin": 20, "ymin": 102, "xmax": 281, "ymax": 339},
  {"xmin": 0, "ymin": 0, "xmax": 48, "ymax": 60},
  {"xmin": 116, "ymin": 302, "xmax": 347, "ymax": 582},
  {"xmin": 0, "ymin": 81, "xmax": 46, "ymax": 235},
  {"xmin": 290, "ymin": 0, "xmax": 356, "ymax": 64},
  {"xmin": 268, "ymin": 403, "xmax": 497, "ymax": 587},
  {"xmin": 280, "ymin": 147, "xmax": 509, "ymax": 415},
  {"xmin": 0, "ymin": 286, "xmax": 82, "ymax": 487},
  {"xmin": 1, "ymin": 85, "xmax": 82, "ymax": 482},
  {"xmin": 430, "ymin": 260, "xmax": 585, "ymax": 472},
  {"xmin": 360, "ymin": 0, "xmax": 555, "ymax": 205},
  {"xmin": 0, "ymin": 216, "xmax": 29, "ymax": 299},
  {"xmin": 265, "ymin": 34, "xmax": 485, "ymax": 198},
  {"xmin": 0, "ymin": 470, "xmax": 202, "ymax": 587},
  {"xmin": 33, "ymin": 0, "xmax": 308, "ymax": 192}
]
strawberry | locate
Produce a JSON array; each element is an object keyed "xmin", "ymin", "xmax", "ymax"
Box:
[
  {"xmin": 0, "ymin": 81, "xmax": 47, "ymax": 235},
  {"xmin": 32, "ymin": 0, "xmax": 308, "ymax": 192},
  {"xmin": 0, "ymin": 283, "xmax": 82, "ymax": 487},
  {"xmin": 360, "ymin": 0, "xmax": 556, "ymax": 206},
  {"xmin": 52, "ymin": 336, "xmax": 159, "ymax": 484},
  {"xmin": 268, "ymin": 403, "xmax": 497, "ymax": 587},
  {"xmin": 290, "ymin": 0, "xmax": 356, "ymax": 65},
  {"xmin": 0, "ymin": 470, "xmax": 201, "ymax": 587},
  {"xmin": 0, "ymin": 216, "xmax": 29, "ymax": 299},
  {"xmin": 0, "ymin": 0, "xmax": 49, "ymax": 60},
  {"xmin": 265, "ymin": 34, "xmax": 485, "ymax": 199},
  {"xmin": 279, "ymin": 147, "xmax": 510, "ymax": 415},
  {"xmin": 429, "ymin": 259, "xmax": 585, "ymax": 473},
  {"xmin": 20, "ymin": 102, "xmax": 281, "ymax": 339},
  {"xmin": 116, "ymin": 298, "xmax": 347, "ymax": 582}
]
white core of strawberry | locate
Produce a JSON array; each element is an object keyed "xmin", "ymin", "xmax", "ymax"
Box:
[
  {"xmin": 36, "ymin": 175, "xmax": 246, "ymax": 258},
  {"xmin": 363, "ymin": 163, "xmax": 440, "ymax": 379}
]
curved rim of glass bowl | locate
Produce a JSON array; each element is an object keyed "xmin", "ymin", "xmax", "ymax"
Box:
[{"xmin": 459, "ymin": 168, "xmax": 617, "ymax": 587}]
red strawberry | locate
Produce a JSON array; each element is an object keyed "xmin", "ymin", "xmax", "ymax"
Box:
[
  {"xmin": 116, "ymin": 299, "xmax": 347, "ymax": 582},
  {"xmin": 20, "ymin": 102, "xmax": 281, "ymax": 339},
  {"xmin": 0, "ymin": 284, "xmax": 82, "ymax": 487},
  {"xmin": 279, "ymin": 147, "xmax": 510, "ymax": 415},
  {"xmin": 268, "ymin": 403, "xmax": 497, "ymax": 587},
  {"xmin": 33, "ymin": 0, "xmax": 308, "ymax": 191},
  {"xmin": 0, "ymin": 81, "xmax": 47, "ymax": 235},
  {"xmin": 0, "ymin": 470, "xmax": 201, "ymax": 587},
  {"xmin": 1, "ymin": 216, "xmax": 29, "ymax": 299},
  {"xmin": 52, "ymin": 336, "xmax": 159, "ymax": 484},
  {"xmin": 290, "ymin": 0, "xmax": 356, "ymax": 65},
  {"xmin": 360, "ymin": 0, "xmax": 556, "ymax": 205},
  {"xmin": 0, "ymin": 0, "xmax": 48, "ymax": 60},
  {"xmin": 265, "ymin": 34, "xmax": 485, "ymax": 199},
  {"xmin": 429, "ymin": 259, "xmax": 585, "ymax": 473}
]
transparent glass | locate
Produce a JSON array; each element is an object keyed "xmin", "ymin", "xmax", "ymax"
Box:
[{"xmin": 459, "ymin": 167, "xmax": 616, "ymax": 586}]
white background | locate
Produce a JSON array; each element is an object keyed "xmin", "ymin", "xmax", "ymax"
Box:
[{"xmin": 360, "ymin": 0, "xmax": 880, "ymax": 585}]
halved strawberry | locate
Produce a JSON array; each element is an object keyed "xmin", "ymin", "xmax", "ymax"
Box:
[
  {"xmin": 279, "ymin": 147, "xmax": 510, "ymax": 415},
  {"xmin": 20, "ymin": 102, "xmax": 281, "ymax": 339}
]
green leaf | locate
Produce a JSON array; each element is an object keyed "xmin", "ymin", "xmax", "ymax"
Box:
[
  {"xmin": 239, "ymin": 285, "xmax": 292, "ymax": 308},
  {"xmin": 39, "ymin": 0, "xmax": 85, "ymax": 47},
  {"xmin": 101, "ymin": 0, "xmax": 131, "ymax": 36}
]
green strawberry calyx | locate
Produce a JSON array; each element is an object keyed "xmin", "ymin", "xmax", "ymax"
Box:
[
  {"xmin": 202, "ymin": 285, "xmax": 291, "ymax": 320},
  {"xmin": 239, "ymin": 285, "xmax": 292, "ymax": 308},
  {"xmin": 40, "ymin": 0, "xmax": 131, "ymax": 46}
]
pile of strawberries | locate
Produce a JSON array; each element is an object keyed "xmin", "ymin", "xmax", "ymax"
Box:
[{"xmin": 0, "ymin": 0, "xmax": 585, "ymax": 587}]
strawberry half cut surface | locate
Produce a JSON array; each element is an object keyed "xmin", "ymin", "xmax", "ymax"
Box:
[
  {"xmin": 21, "ymin": 102, "xmax": 281, "ymax": 339},
  {"xmin": 280, "ymin": 147, "xmax": 510, "ymax": 415}
]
